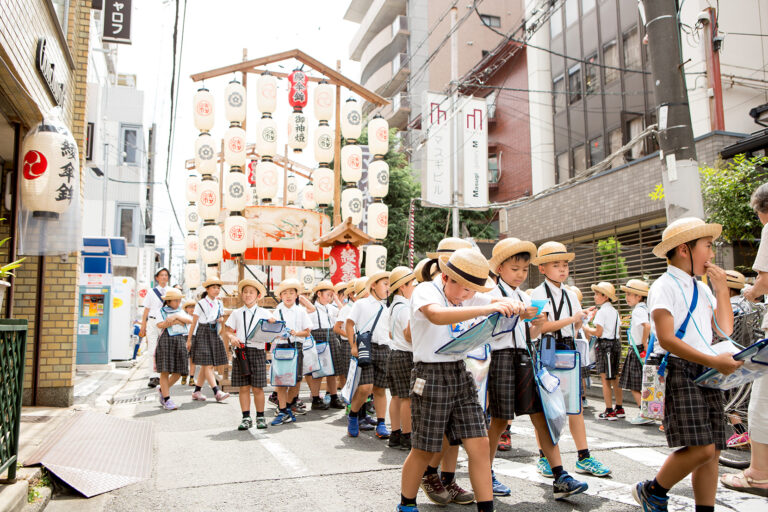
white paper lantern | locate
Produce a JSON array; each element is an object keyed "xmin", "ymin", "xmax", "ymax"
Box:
[
  {"xmin": 312, "ymin": 166, "xmax": 334, "ymax": 206},
  {"xmin": 287, "ymin": 111, "xmax": 308, "ymax": 153},
  {"xmin": 186, "ymin": 172, "xmax": 201, "ymax": 202},
  {"xmin": 184, "ymin": 203, "xmax": 199, "ymax": 232},
  {"xmin": 286, "ymin": 174, "xmax": 298, "ymax": 204},
  {"xmin": 256, "ymin": 71, "xmax": 277, "ymax": 114},
  {"xmin": 314, "ymin": 123, "xmax": 334, "ymax": 164},
  {"xmin": 224, "ymin": 214, "xmax": 248, "ymax": 256},
  {"xmin": 313, "ymin": 80, "xmax": 334, "ymax": 121},
  {"xmin": 368, "ymin": 158, "xmax": 390, "ymax": 198},
  {"xmin": 224, "ymin": 168, "xmax": 249, "ymax": 212},
  {"xmin": 194, "ymin": 132, "xmax": 216, "ymax": 176},
  {"xmin": 197, "ymin": 178, "xmax": 220, "ymax": 221},
  {"xmin": 367, "ymin": 202, "xmax": 388, "ymax": 239},
  {"xmin": 341, "ymin": 144, "xmax": 362, "ymax": 183},
  {"xmin": 184, "ymin": 234, "xmax": 199, "ymax": 261},
  {"xmin": 224, "ymin": 124, "xmax": 246, "ymax": 167},
  {"xmin": 284, "ymin": 266, "xmax": 298, "ymax": 280},
  {"xmin": 300, "ymin": 185, "xmax": 316, "ymax": 210},
  {"xmin": 365, "ymin": 244, "xmax": 387, "ymax": 276},
  {"xmin": 341, "ymin": 187, "xmax": 364, "ymax": 225},
  {"xmin": 255, "ymin": 115, "xmax": 278, "ymax": 157},
  {"xmin": 301, "ymin": 267, "xmax": 315, "ymax": 289},
  {"xmin": 185, "ymin": 262, "xmax": 201, "ymax": 289},
  {"xmin": 224, "ymin": 80, "xmax": 246, "ymax": 123},
  {"xmin": 193, "ymin": 87, "xmax": 214, "ymax": 132},
  {"xmin": 368, "ymin": 114, "xmax": 389, "ymax": 155},
  {"xmin": 255, "ymin": 158, "xmax": 279, "ymax": 203},
  {"xmin": 199, "ymin": 223, "xmax": 223, "ymax": 265},
  {"xmin": 341, "ymin": 97, "xmax": 362, "ymax": 141}
]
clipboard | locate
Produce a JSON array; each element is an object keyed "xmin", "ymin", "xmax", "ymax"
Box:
[
  {"xmin": 694, "ymin": 338, "xmax": 768, "ymax": 390},
  {"xmin": 435, "ymin": 314, "xmax": 501, "ymax": 355},
  {"xmin": 491, "ymin": 313, "xmax": 519, "ymax": 337},
  {"xmin": 524, "ymin": 299, "xmax": 548, "ymax": 323},
  {"xmin": 248, "ymin": 319, "xmax": 287, "ymax": 345}
]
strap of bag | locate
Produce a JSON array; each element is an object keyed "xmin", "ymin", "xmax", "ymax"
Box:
[
  {"xmin": 370, "ymin": 306, "xmax": 384, "ymax": 333},
  {"xmin": 544, "ymin": 282, "xmax": 573, "ymax": 339},
  {"xmin": 153, "ymin": 287, "xmax": 163, "ymax": 301},
  {"xmin": 657, "ymin": 273, "xmax": 699, "ymax": 375},
  {"xmin": 389, "ymin": 301, "xmax": 405, "ymax": 332},
  {"xmin": 627, "ymin": 303, "xmax": 649, "ymax": 362}
]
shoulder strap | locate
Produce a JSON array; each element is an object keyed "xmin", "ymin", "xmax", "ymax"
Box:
[
  {"xmin": 675, "ymin": 278, "xmax": 699, "ymax": 340},
  {"xmin": 153, "ymin": 287, "xmax": 163, "ymax": 301},
  {"xmin": 370, "ymin": 305, "xmax": 384, "ymax": 332}
]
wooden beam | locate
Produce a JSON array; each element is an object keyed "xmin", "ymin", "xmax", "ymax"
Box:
[
  {"xmin": 246, "ymin": 68, "xmax": 325, "ymax": 83},
  {"xmin": 242, "ymin": 259, "xmax": 328, "ymax": 268},
  {"xmin": 190, "ymin": 48, "xmax": 298, "ymax": 82},
  {"xmin": 185, "ymin": 143, "xmax": 314, "ymax": 180},
  {"xmin": 333, "ymin": 60, "xmax": 342, "ymax": 226}
]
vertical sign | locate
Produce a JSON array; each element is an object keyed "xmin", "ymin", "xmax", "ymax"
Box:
[
  {"xmin": 103, "ymin": 0, "xmax": 133, "ymax": 44},
  {"xmin": 460, "ymin": 97, "xmax": 489, "ymax": 208},
  {"xmin": 423, "ymin": 93, "xmax": 452, "ymax": 206}
]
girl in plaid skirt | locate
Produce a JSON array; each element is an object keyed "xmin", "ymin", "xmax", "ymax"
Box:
[
  {"xmin": 187, "ymin": 277, "xmax": 230, "ymax": 403},
  {"xmin": 182, "ymin": 300, "xmax": 196, "ymax": 386},
  {"xmin": 155, "ymin": 288, "xmax": 193, "ymax": 411},
  {"xmin": 307, "ymin": 281, "xmax": 345, "ymax": 410},
  {"xmin": 619, "ymin": 279, "xmax": 654, "ymax": 425}
]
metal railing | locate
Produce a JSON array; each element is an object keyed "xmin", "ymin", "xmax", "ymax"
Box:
[{"xmin": 0, "ymin": 320, "xmax": 28, "ymax": 480}]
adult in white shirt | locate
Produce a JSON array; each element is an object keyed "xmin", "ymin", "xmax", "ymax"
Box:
[{"xmin": 139, "ymin": 267, "xmax": 170, "ymax": 388}]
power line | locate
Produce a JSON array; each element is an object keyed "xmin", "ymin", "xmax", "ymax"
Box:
[{"xmin": 723, "ymin": 31, "xmax": 768, "ymax": 37}]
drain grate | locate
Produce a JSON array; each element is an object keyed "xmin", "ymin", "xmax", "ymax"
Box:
[
  {"xmin": 110, "ymin": 392, "xmax": 156, "ymax": 405},
  {"xmin": 21, "ymin": 415, "xmax": 53, "ymax": 423}
]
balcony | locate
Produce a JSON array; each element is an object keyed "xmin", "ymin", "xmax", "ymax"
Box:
[
  {"xmin": 344, "ymin": 0, "xmax": 374, "ymax": 23},
  {"xmin": 348, "ymin": 0, "xmax": 406, "ymax": 61},
  {"xmin": 362, "ymin": 52, "xmax": 409, "ymax": 102},
  {"xmin": 379, "ymin": 91, "xmax": 411, "ymax": 130},
  {"xmin": 360, "ymin": 16, "xmax": 409, "ymax": 86}
]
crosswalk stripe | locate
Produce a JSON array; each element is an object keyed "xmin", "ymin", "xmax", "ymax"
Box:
[{"xmin": 248, "ymin": 428, "xmax": 310, "ymax": 476}]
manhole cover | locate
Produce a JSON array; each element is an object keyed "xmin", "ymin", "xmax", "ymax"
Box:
[{"xmin": 20, "ymin": 416, "xmax": 53, "ymax": 423}]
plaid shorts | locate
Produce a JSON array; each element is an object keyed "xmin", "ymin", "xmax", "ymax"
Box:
[
  {"xmin": 231, "ymin": 347, "xmax": 267, "ymax": 388},
  {"xmin": 488, "ymin": 348, "xmax": 516, "ymax": 420},
  {"xmin": 619, "ymin": 351, "xmax": 643, "ymax": 391},
  {"xmin": 336, "ymin": 338, "xmax": 351, "ymax": 378},
  {"xmin": 387, "ymin": 349, "xmax": 414, "ymax": 398},
  {"xmin": 359, "ymin": 342, "xmax": 390, "ymax": 388},
  {"xmin": 155, "ymin": 332, "xmax": 189, "ymax": 375},
  {"xmin": 191, "ymin": 324, "xmax": 228, "ymax": 366},
  {"xmin": 410, "ymin": 361, "xmax": 487, "ymax": 452},
  {"xmin": 663, "ymin": 357, "xmax": 726, "ymax": 450},
  {"xmin": 595, "ymin": 339, "xmax": 622, "ymax": 379}
]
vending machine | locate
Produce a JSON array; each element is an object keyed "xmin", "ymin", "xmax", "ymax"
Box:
[{"xmin": 76, "ymin": 287, "xmax": 111, "ymax": 364}]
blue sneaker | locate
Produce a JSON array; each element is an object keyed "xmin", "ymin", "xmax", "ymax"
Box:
[
  {"xmin": 537, "ymin": 457, "xmax": 554, "ymax": 478},
  {"xmin": 363, "ymin": 415, "xmax": 377, "ymax": 426},
  {"xmin": 360, "ymin": 417, "xmax": 375, "ymax": 431},
  {"xmin": 394, "ymin": 505, "xmax": 419, "ymax": 512},
  {"xmin": 271, "ymin": 411, "xmax": 291, "ymax": 426},
  {"xmin": 491, "ymin": 471, "xmax": 511, "ymax": 496},
  {"xmin": 285, "ymin": 410, "xmax": 296, "ymax": 423},
  {"xmin": 375, "ymin": 422, "xmax": 391, "ymax": 439},
  {"xmin": 632, "ymin": 481, "xmax": 669, "ymax": 512},
  {"xmin": 347, "ymin": 415, "xmax": 359, "ymax": 437},
  {"xmin": 553, "ymin": 472, "xmax": 588, "ymax": 500},
  {"xmin": 575, "ymin": 456, "xmax": 611, "ymax": 477}
]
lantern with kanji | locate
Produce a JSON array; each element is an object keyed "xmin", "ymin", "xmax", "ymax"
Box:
[
  {"xmin": 341, "ymin": 187, "xmax": 364, "ymax": 225},
  {"xmin": 368, "ymin": 158, "xmax": 390, "ymax": 198},
  {"xmin": 186, "ymin": 172, "xmax": 200, "ymax": 202},
  {"xmin": 255, "ymin": 114, "xmax": 277, "ymax": 157},
  {"xmin": 300, "ymin": 184, "xmax": 316, "ymax": 210},
  {"xmin": 368, "ymin": 114, "xmax": 389, "ymax": 156},
  {"xmin": 185, "ymin": 203, "xmax": 199, "ymax": 232},
  {"xmin": 224, "ymin": 214, "xmax": 248, "ymax": 256},
  {"xmin": 287, "ymin": 112, "xmax": 308, "ymax": 153},
  {"xmin": 286, "ymin": 174, "xmax": 298, "ymax": 205},
  {"xmin": 224, "ymin": 123, "xmax": 246, "ymax": 167},
  {"xmin": 341, "ymin": 144, "xmax": 362, "ymax": 183},
  {"xmin": 313, "ymin": 79, "xmax": 334, "ymax": 122},
  {"xmin": 283, "ymin": 266, "xmax": 299, "ymax": 280},
  {"xmin": 341, "ymin": 97, "xmax": 362, "ymax": 141},
  {"xmin": 367, "ymin": 201, "xmax": 388, "ymax": 240},
  {"xmin": 256, "ymin": 71, "xmax": 277, "ymax": 114},
  {"xmin": 288, "ymin": 68, "xmax": 309, "ymax": 111},
  {"xmin": 224, "ymin": 167, "xmax": 248, "ymax": 211},
  {"xmin": 197, "ymin": 178, "xmax": 220, "ymax": 221},
  {"xmin": 329, "ymin": 242, "xmax": 360, "ymax": 284},
  {"xmin": 185, "ymin": 234, "xmax": 199, "ymax": 261},
  {"xmin": 301, "ymin": 267, "xmax": 315, "ymax": 290},
  {"xmin": 185, "ymin": 262, "xmax": 201, "ymax": 289},
  {"xmin": 194, "ymin": 132, "xmax": 217, "ymax": 177},
  {"xmin": 193, "ymin": 87, "xmax": 215, "ymax": 132},
  {"xmin": 365, "ymin": 244, "xmax": 387, "ymax": 276},
  {"xmin": 224, "ymin": 79, "xmax": 246, "ymax": 123},
  {"xmin": 314, "ymin": 123, "xmax": 334, "ymax": 164},
  {"xmin": 313, "ymin": 167, "xmax": 334, "ymax": 207},
  {"xmin": 255, "ymin": 157, "xmax": 279, "ymax": 203},
  {"xmin": 199, "ymin": 222, "xmax": 223, "ymax": 265}
]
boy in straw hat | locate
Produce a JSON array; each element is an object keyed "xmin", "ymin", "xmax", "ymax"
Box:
[
  {"xmin": 413, "ymin": 258, "xmax": 436, "ymax": 283},
  {"xmin": 582, "ymin": 281, "xmax": 623, "ymax": 421},
  {"xmin": 396, "ymin": 248, "xmax": 525, "ymax": 512},
  {"xmin": 531, "ymin": 242, "xmax": 611, "ymax": 478},
  {"xmin": 634, "ymin": 217, "xmax": 741, "ymax": 511},
  {"xmin": 224, "ymin": 278, "xmax": 274, "ymax": 430},
  {"xmin": 333, "ymin": 281, "xmax": 357, "ymax": 390},
  {"xmin": 618, "ymin": 279, "xmax": 654, "ymax": 425},
  {"xmin": 724, "ymin": 270, "xmax": 752, "ymax": 316},
  {"xmin": 187, "ymin": 277, "xmax": 230, "ymax": 403},
  {"xmin": 485, "ymin": 238, "xmax": 588, "ymax": 500}
]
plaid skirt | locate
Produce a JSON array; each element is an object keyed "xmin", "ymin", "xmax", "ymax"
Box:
[
  {"xmin": 619, "ymin": 350, "xmax": 643, "ymax": 391},
  {"xmin": 231, "ymin": 346, "xmax": 267, "ymax": 388},
  {"xmin": 387, "ymin": 349, "xmax": 414, "ymax": 398},
  {"xmin": 359, "ymin": 342, "xmax": 390, "ymax": 388},
  {"xmin": 337, "ymin": 337, "xmax": 351, "ymax": 378},
  {"xmin": 156, "ymin": 331, "xmax": 189, "ymax": 375},
  {"xmin": 312, "ymin": 328, "xmax": 346, "ymax": 378},
  {"xmin": 662, "ymin": 357, "xmax": 726, "ymax": 450},
  {"xmin": 595, "ymin": 338, "xmax": 622, "ymax": 379},
  {"xmin": 191, "ymin": 323, "xmax": 228, "ymax": 366},
  {"xmin": 410, "ymin": 361, "xmax": 487, "ymax": 453}
]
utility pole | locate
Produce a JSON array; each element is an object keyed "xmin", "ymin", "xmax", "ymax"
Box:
[
  {"xmin": 450, "ymin": 6, "xmax": 460, "ymax": 237},
  {"xmin": 642, "ymin": 0, "xmax": 704, "ymax": 221},
  {"xmin": 168, "ymin": 236, "xmax": 173, "ymax": 278}
]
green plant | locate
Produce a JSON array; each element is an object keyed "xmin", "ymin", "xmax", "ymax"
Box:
[
  {"xmin": 597, "ymin": 236, "xmax": 628, "ymax": 281},
  {"xmin": 0, "ymin": 218, "xmax": 24, "ymax": 279}
]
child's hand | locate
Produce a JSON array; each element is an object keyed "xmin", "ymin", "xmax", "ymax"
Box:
[
  {"xmin": 520, "ymin": 306, "xmax": 540, "ymax": 320},
  {"xmin": 743, "ymin": 284, "xmax": 758, "ymax": 302},
  {"xmin": 267, "ymin": 318, "xmax": 276, "ymax": 323},
  {"xmin": 490, "ymin": 301, "xmax": 518, "ymax": 318},
  {"xmin": 531, "ymin": 313, "xmax": 546, "ymax": 327},
  {"xmin": 230, "ymin": 337, "xmax": 243, "ymax": 348},
  {"xmin": 710, "ymin": 353, "xmax": 744, "ymax": 375},
  {"xmin": 705, "ymin": 262, "xmax": 728, "ymax": 292},
  {"xmin": 186, "ymin": 340, "xmax": 191, "ymax": 352},
  {"xmin": 572, "ymin": 311, "xmax": 587, "ymax": 324}
]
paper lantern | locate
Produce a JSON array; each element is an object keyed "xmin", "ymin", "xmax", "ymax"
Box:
[
  {"xmin": 284, "ymin": 266, "xmax": 298, "ymax": 280},
  {"xmin": 186, "ymin": 172, "xmax": 200, "ymax": 202},
  {"xmin": 367, "ymin": 202, "xmax": 388, "ymax": 239},
  {"xmin": 224, "ymin": 214, "xmax": 248, "ymax": 256},
  {"xmin": 185, "ymin": 262, "xmax": 201, "ymax": 289},
  {"xmin": 368, "ymin": 158, "xmax": 390, "ymax": 198},
  {"xmin": 184, "ymin": 203, "xmax": 199, "ymax": 232},
  {"xmin": 287, "ymin": 69, "xmax": 309, "ymax": 110},
  {"xmin": 312, "ymin": 166, "xmax": 334, "ymax": 206},
  {"xmin": 368, "ymin": 114, "xmax": 389, "ymax": 155},
  {"xmin": 300, "ymin": 185, "xmax": 316, "ymax": 210},
  {"xmin": 255, "ymin": 114, "xmax": 277, "ymax": 157},
  {"xmin": 193, "ymin": 87, "xmax": 214, "ymax": 132},
  {"xmin": 255, "ymin": 158, "xmax": 279, "ymax": 203},
  {"xmin": 341, "ymin": 144, "xmax": 362, "ymax": 183},
  {"xmin": 314, "ymin": 123, "xmax": 334, "ymax": 164},
  {"xmin": 224, "ymin": 80, "xmax": 246, "ymax": 123},
  {"xmin": 287, "ymin": 112, "xmax": 308, "ymax": 153},
  {"xmin": 341, "ymin": 187, "xmax": 363, "ymax": 225},
  {"xmin": 330, "ymin": 243, "xmax": 360, "ymax": 284},
  {"xmin": 285, "ymin": 174, "xmax": 298, "ymax": 204},
  {"xmin": 19, "ymin": 123, "xmax": 79, "ymax": 219},
  {"xmin": 194, "ymin": 132, "xmax": 216, "ymax": 176},
  {"xmin": 341, "ymin": 98, "xmax": 362, "ymax": 141},
  {"xmin": 313, "ymin": 79, "xmax": 334, "ymax": 121},
  {"xmin": 197, "ymin": 178, "xmax": 220, "ymax": 221},
  {"xmin": 224, "ymin": 168, "xmax": 248, "ymax": 212},
  {"xmin": 301, "ymin": 267, "xmax": 314, "ymax": 289},
  {"xmin": 256, "ymin": 71, "xmax": 277, "ymax": 114},
  {"xmin": 365, "ymin": 244, "xmax": 387, "ymax": 276},
  {"xmin": 224, "ymin": 124, "xmax": 246, "ymax": 167},
  {"xmin": 185, "ymin": 234, "xmax": 199, "ymax": 261},
  {"xmin": 199, "ymin": 223, "xmax": 223, "ymax": 265}
]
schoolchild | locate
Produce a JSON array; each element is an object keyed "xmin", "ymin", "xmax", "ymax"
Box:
[
  {"xmin": 155, "ymin": 288, "xmax": 192, "ymax": 410},
  {"xmin": 182, "ymin": 300, "xmax": 196, "ymax": 386},
  {"xmin": 619, "ymin": 279, "xmax": 655, "ymax": 425},
  {"xmin": 725, "ymin": 270, "xmax": 752, "ymax": 316},
  {"xmin": 413, "ymin": 258, "xmax": 434, "ymax": 284},
  {"xmin": 140, "ymin": 267, "xmax": 171, "ymax": 388},
  {"xmin": 309, "ymin": 280, "xmax": 346, "ymax": 410},
  {"xmin": 187, "ymin": 277, "xmax": 230, "ymax": 403},
  {"xmin": 333, "ymin": 281, "xmax": 356, "ymax": 389}
]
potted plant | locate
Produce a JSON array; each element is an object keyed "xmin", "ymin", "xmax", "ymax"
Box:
[{"xmin": 0, "ymin": 218, "xmax": 25, "ymax": 312}]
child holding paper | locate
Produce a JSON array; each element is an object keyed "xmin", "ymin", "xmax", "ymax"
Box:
[
  {"xmin": 619, "ymin": 279, "xmax": 654, "ymax": 425},
  {"xmin": 155, "ymin": 288, "xmax": 193, "ymax": 411},
  {"xmin": 188, "ymin": 277, "xmax": 229, "ymax": 403}
]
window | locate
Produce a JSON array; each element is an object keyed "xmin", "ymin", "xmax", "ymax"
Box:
[
  {"xmin": 626, "ymin": 116, "xmax": 644, "ymax": 160},
  {"xmin": 116, "ymin": 204, "xmax": 140, "ymax": 245},
  {"xmin": 86, "ymin": 122, "xmax": 94, "ymax": 161},
  {"xmin": 565, "ymin": 0, "xmax": 578, "ymax": 27},
  {"xmin": 488, "ymin": 154, "xmax": 500, "ymax": 183},
  {"xmin": 589, "ymin": 136, "xmax": 604, "ymax": 166},
  {"xmin": 623, "ymin": 27, "xmax": 641, "ymax": 70},
  {"xmin": 581, "ymin": 0, "xmax": 596, "ymax": 14},
  {"xmin": 585, "ymin": 54, "xmax": 599, "ymax": 95},
  {"xmin": 50, "ymin": 0, "xmax": 69, "ymax": 34},
  {"xmin": 120, "ymin": 125, "xmax": 140, "ymax": 165},
  {"xmin": 573, "ymin": 144, "xmax": 587, "ymax": 174},
  {"xmin": 568, "ymin": 64, "xmax": 582, "ymax": 104},
  {"xmin": 603, "ymin": 40, "xmax": 619, "ymax": 83},
  {"xmin": 480, "ymin": 14, "xmax": 501, "ymax": 28},
  {"xmin": 556, "ymin": 152, "xmax": 570, "ymax": 183},
  {"xmin": 551, "ymin": 11, "xmax": 562, "ymax": 37},
  {"xmin": 608, "ymin": 128, "xmax": 624, "ymax": 167},
  {"xmin": 553, "ymin": 76, "xmax": 565, "ymax": 112}
]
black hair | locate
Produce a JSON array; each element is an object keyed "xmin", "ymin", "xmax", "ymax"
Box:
[
  {"xmin": 155, "ymin": 267, "xmax": 170, "ymax": 278},
  {"xmin": 421, "ymin": 259, "xmax": 439, "ymax": 282},
  {"xmin": 504, "ymin": 252, "xmax": 531, "ymax": 265},
  {"xmin": 200, "ymin": 290, "xmax": 208, "ymax": 300},
  {"xmin": 665, "ymin": 240, "xmax": 699, "ymax": 261}
]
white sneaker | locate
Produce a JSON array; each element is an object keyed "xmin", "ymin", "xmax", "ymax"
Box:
[
  {"xmin": 630, "ymin": 415, "xmax": 653, "ymax": 425},
  {"xmin": 215, "ymin": 391, "xmax": 230, "ymax": 402},
  {"xmin": 191, "ymin": 390, "xmax": 206, "ymax": 401}
]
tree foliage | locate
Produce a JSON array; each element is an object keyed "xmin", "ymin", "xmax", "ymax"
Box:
[{"xmin": 597, "ymin": 237, "xmax": 628, "ymax": 281}]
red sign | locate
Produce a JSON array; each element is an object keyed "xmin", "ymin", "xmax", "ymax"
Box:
[
  {"xmin": 287, "ymin": 69, "xmax": 308, "ymax": 110},
  {"xmin": 329, "ymin": 243, "xmax": 360, "ymax": 285}
]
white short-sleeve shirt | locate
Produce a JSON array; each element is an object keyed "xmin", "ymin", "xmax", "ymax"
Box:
[
  {"xmin": 273, "ymin": 302, "xmax": 312, "ymax": 344},
  {"xmin": 143, "ymin": 286, "xmax": 167, "ymax": 318},
  {"xmin": 336, "ymin": 303, "xmax": 352, "ymax": 340},
  {"xmin": 628, "ymin": 303, "xmax": 651, "ymax": 346},
  {"xmin": 224, "ymin": 304, "xmax": 274, "ymax": 349},
  {"xmin": 593, "ymin": 302, "xmax": 620, "ymax": 340},
  {"xmin": 348, "ymin": 296, "xmax": 390, "ymax": 346},
  {"xmin": 484, "ymin": 280, "xmax": 530, "ymax": 350},
  {"xmin": 648, "ymin": 265, "xmax": 717, "ymax": 358},
  {"xmin": 310, "ymin": 302, "xmax": 337, "ymax": 330},
  {"xmin": 531, "ymin": 280, "xmax": 582, "ymax": 339},
  {"xmin": 192, "ymin": 297, "xmax": 223, "ymax": 335},
  {"xmin": 389, "ymin": 294, "xmax": 411, "ymax": 352}
]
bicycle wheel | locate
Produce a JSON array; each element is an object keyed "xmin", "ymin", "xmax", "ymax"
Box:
[{"xmin": 719, "ymin": 382, "xmax": 752, "ymax": 469}]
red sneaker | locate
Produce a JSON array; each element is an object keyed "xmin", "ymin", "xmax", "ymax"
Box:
[{"xmin": 498, "ymin": 429, "xmax": 511, "ymax": 451}]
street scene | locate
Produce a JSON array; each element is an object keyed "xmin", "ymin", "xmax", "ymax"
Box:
[{"xmin": 0, "ymin": 1, "xmax": 767, "ymax": 512}]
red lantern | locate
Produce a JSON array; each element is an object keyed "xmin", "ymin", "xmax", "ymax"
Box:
[
  {"xmin": 329, "ymin": 243, "xmax": 360, "ymax": 285},
  {"xmin": 287, "ymin": 68, "xmax": 308, "ymax": 111}
]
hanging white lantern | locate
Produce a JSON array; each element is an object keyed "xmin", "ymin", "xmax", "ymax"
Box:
[
  {"xmin": 284, "ymin": 266, "xmax": 298, "ymax": 280},
  {"xmin": 193, "ymin": 87, "xmax": 214, "ymax": 132},
  {"xmin": 186, "ymin": 172, "xmax": 201, "ymax": 202},
  {"xmin": 365, "ymin": 244, "xmax": 387, "ymax": 276},
  {"xmin": 223, "ymin": 124, "xmax": 246, "ymax": 167},
  {"xmin": 287, "ymin": 111, "xmax": 308, "ymax": 153},
  {"xmin": 224, "ymin": 168, "xmax": 249, "ymax": 212},
  {"xmin": 341, "ymin": 187, "xmax": 364, "ymax": 225},
  {"xmin": 224, "ymin": 214, "xmax": 248, "ymax": 256},
  {"xmin": 256, "ymin": 71, "xmax": 277, "ymax": 114},
  {"xmin": 368, "ymin": 158, "xmax": 390, "ymax": 198},
  {"xmin": 199, "ymin": 223, "xmax": 223, "ymax": 265},
  {"xmin": 301, "ymin": 268, "xmax": 315, "ymax": 290},
  {"xmin": 313, "ymin": 79, "xmax": 334, "ymax": 121},
  {"xmin": 341, "ymin": 97, "xmax": 362, "ymax": 141},
  {"xmin": 184, "ymin": 234, "xmax": 199, "ymax": 261},
  {"xmin": 367, "ymin": 202, "xmax": 389, "ymax": 239},
  {"xmin": 194, "ymin": 132, "xmax": 216, "ymax": 176},
  {"xmin": 286, "ymin": 174, "xmax": 298, "ymax": 205},
  {"xmin": 255, "ymin": 158, "xmax": 279, "ymax": 203},
  {"xmin": 197, "ymin": 178, "xmax": 220, "ymax": 221},
  {"xmin": 341, "ymin": 144, "xmax": 362, "ymax": 183},
  {"xmin": 224, "ymin": 80, "xmax": 246, "ymax": 123},
  {"xmin": 313, "ymin": 123, "xmax": 334, "ymax": 164},
  {"xmin": 300, "ymin": 185, "xmax": 316, "ymax": 210},
  {"xmin": 184, "ymin": 203, "xmax": 199, "ymax": 232},
  {"xmin": 255, "ymin": 114, "xmax": 278, "ymax": 157},
  {"xmin": 312, "ymin": 166, "xmax": 334, "ymax": 206},
  {"xmin": 185, "ymin": 262, "xmax": 201, "ymax": 289},
  {"xmin": 368, "ymin": 114, "xmax": 389, "ymax": 155}
]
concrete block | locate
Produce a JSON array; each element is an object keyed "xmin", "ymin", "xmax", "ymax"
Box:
[{"xmin": 0, "ymin": 480, "xmax": 28, "ymax": 512}]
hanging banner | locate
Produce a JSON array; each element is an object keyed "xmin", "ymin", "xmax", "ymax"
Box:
[
  {"xmin": 329, "ymin": 243, "xmax": 360, "ymax": 284},
  {"xmin": 423, "ymin": 92, "xmax": 451, "ymax": 206},
  {"xmin": 103, "ymin": 0, "xmax": 133, "ymax": 44},
  {"xmin": 460, "ymin": 97, "xmax": 489, "ymax": 208}
]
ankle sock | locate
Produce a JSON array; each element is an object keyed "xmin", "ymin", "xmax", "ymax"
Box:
[
  {"xmin": 242, "ymin": 411, "xmax": 250, "ymax": 419},
  {"xmin": 377, "ymin": 417, "xmax": 385, "ymax": 425},
  {"xmin": 212, "ymin": 386, "xmax": 219, "ymax": 394},
  {"xmin": 350, "ymin": 408, "xmax": 360, "ymax": 418},
  {"xmin": 194, "ymin": 386, "xmax": 202, "ymax": 392},
  {"xmin": 551, "ymin": 465, "xmax": 565, "ymax": 480},
  {"xmin": 477, "ymin": 500, "xmax": 494, "ymax": 512},
  {"xmin": 424, "ymin": 465, "xmax": 438, "ymax": 477},
  {"xmin": 163, "ymin": 396, "xmax": 170, "ymax": 402},
  {"xmin": 401, "ymin": 494, "xmax": 416, "ymax": 507},
  {"xmin": 391, "ymin": 429, "xmax": 401, "ymax": 435},
  {"xmin": 402, "ymin": 432, "xmax": 411, "ymax": 439},
  {"xmin": 440, "ymin": 471, "xmax": 455, "ymax": 486},
  {"xmin": 539, "ymin": 449, "xmax": 545, "ymax": 458},
  {"xmin": 695, "ymin": 506, "xmax": 714, "ymax": 512},
  {"xmin": 646, "ymin": 478, "xmax": 669, "ymax": 498},
  {"xmin": 281, "ymin": 407, "xmax": 289, "ymax": 414},
  {"xmin": 577, "ymin": 449, "xmax": 591, "ymax": 461},
  {"xmin": 330, "ymin": 393, "xmax": 338, "ymax": 400},
  {"xmin": 256, "ymin": 411, "xmax": 264, "ymax": 418},
  {"xmin": 312, "ymin": 396, "xmax": 321, "ymax": 403},
  {"xmin": 604, "ymin": 407, "xmax": 614, "ymax": 413}
]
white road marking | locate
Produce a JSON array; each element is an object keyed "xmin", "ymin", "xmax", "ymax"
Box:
[{"xmin": 248, "ymin": 428, "xmax": 309, "ymax": 476}]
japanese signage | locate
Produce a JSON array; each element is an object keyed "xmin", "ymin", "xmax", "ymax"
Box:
[
  {"xmin": 460, "ymin": 97, "xmax": 489, "ymax": 208},
  {"xmin": 103, "ymin": 1, "xmax": 132, "ymax": 44},
  {"xmin": 329, "ymin": 243, "xmax": 360, "ymax": 284},
  {"xmin": 35, "ymin": 39, "xmax": 65, "ymax": 105},
  {"xmin": 423, "ymin": 93, "xmax": 451, "ymax": 206}
]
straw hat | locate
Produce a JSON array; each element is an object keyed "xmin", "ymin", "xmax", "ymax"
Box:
[
  {"xmin": 725, "ymin": 270, "xmax": 746, "ymax": 290},
  {"xmin": 162, "ymin": 288, "xmax": 184, "ymax": 301},
  {"xmin": 365, "ymin": 270, "xmax": 390, "ymax": 290},
  {"xmin": 568, "ymin": 285, "xmax": 583, "ymax": 302},
  {"xmin": 426, "ymin": 237, "xmax": 472, "ymax": 259},
  {"xmin": 652, "ymin": 217, "xmax": 722, "ymax": 259},
  {"xmin": 182, "ymin": 299, "xmax": 196, "ymax": 309},
  {"xmin": 591, "ymin": 281, "xmax": 618, "ymax": 302},
  {"xmin": 274, "ymin": 278, "xmax": 302, "ymax": 298},
  {"xmin": 413, "ymin": 258, "xmax": 434, "ymax": 283},
  {"xmin": 334, "ymin": 281, "xmax": 350, "ymax": 294},
  {"xmin": 438, "ymin": 248, "xmax": 494, "ymax": 293},
  {"xmin": 525, "ymin": 288, "xmax": 534, "ymax": 296},
  {"xmin": 202, "ymin": 276, "xmax": 223, "ymax": 289},
  {"xmin": 312, "ymin": 280, "xmax": 334, "ymax": 294},
  {"xmin": 620, "ymin": 279, "xmax": 650, "ymax": 297},
  {"xmin": 533, "ymin": 241, "xmax": 575, "ymax": 264},
  {"xmin": 388, "ymin": 266, "xmax": 415, "ymax": 296},
  {"xmin": 353, "ymin": 277, "xmax": 368, "ymax": 296},
  {"xmin": 238, "ymin": 278, "xmax": 267, "ymax": 297},
  {"xmin": 489, "ymin": 238, "xmax": 537, "ymax": 272}
]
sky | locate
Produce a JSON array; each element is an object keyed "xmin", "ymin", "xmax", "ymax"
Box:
[{"xmin": 112, "ymin": 0, "xmax": 362, "ymax": 266}]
